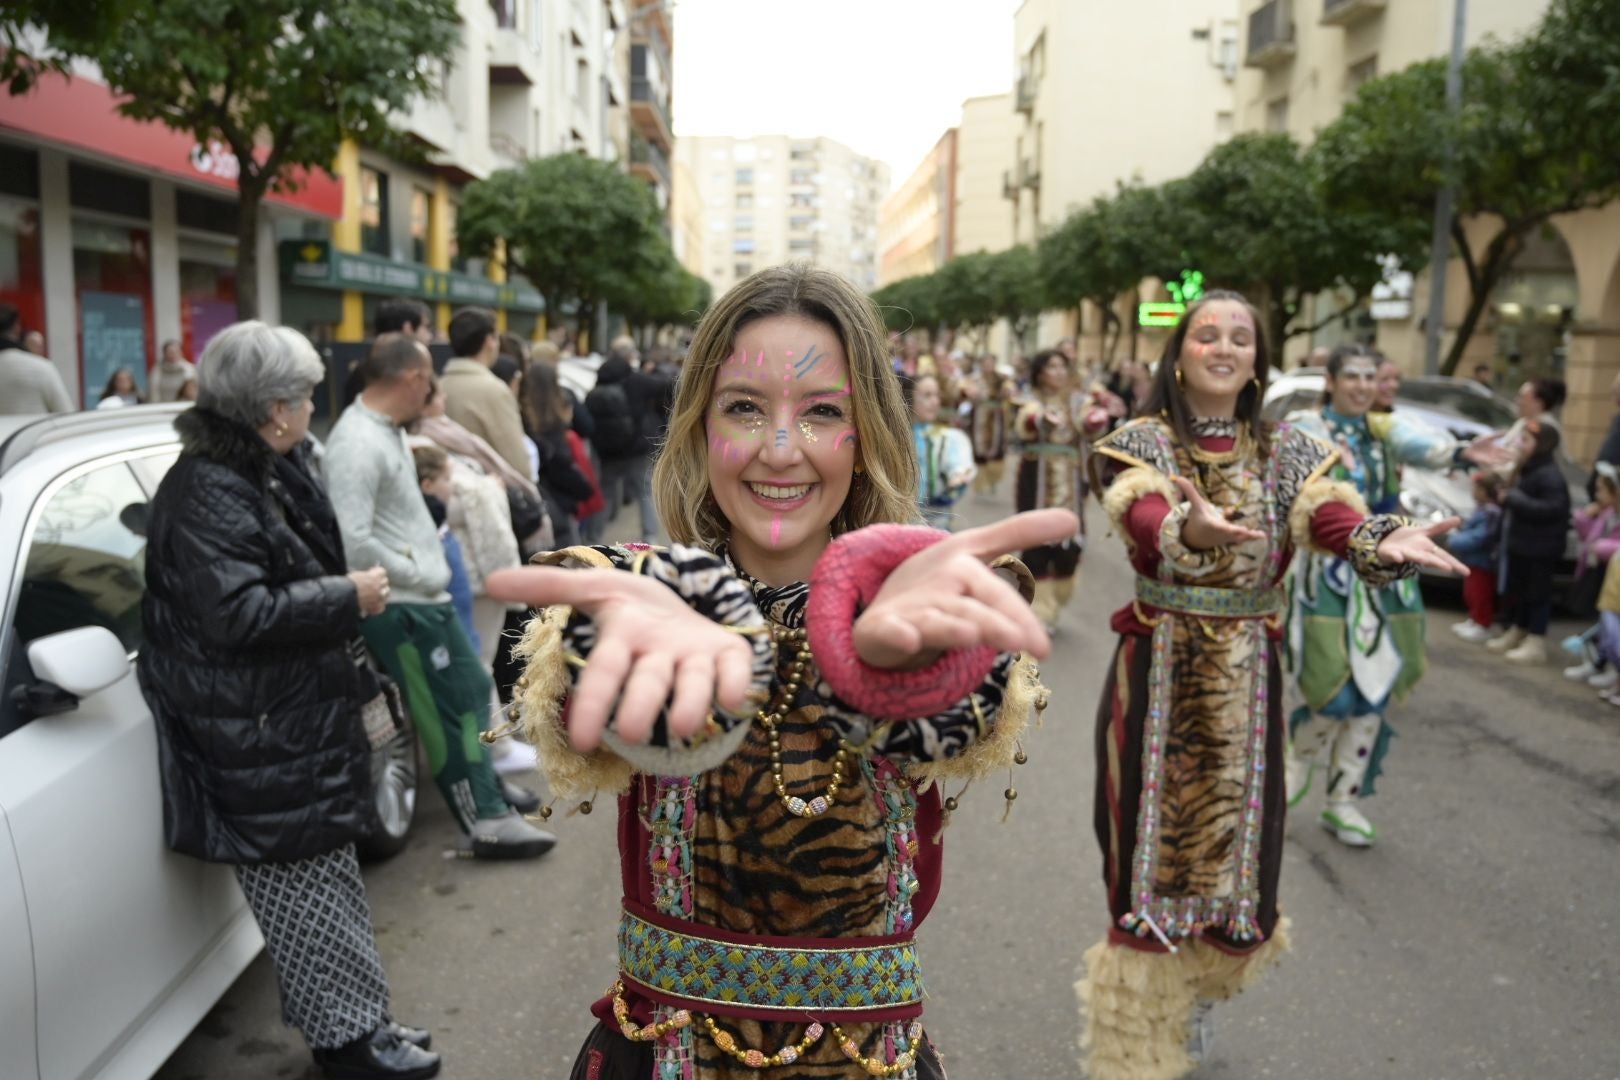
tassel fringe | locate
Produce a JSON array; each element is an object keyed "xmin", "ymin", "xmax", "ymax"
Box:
[{"xmin": 512, "ymin": 603, "xmax": 633, "ymax": 800}]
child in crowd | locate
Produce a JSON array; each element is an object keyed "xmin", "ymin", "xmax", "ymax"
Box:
[
  {"xmin": 413, "ymin": 444, "xmax": 480, "ymax": 655},
  {"xmin": 1448, "ymin": 471, "xmax": 1505, "ymax": 643},
  {"xmin": 903, "ymin": 372, "xmax": 976, "ymax": 529},
  {"xmin": 1597, "ymin": 549, "xmax": 1620, "ymax": 706},
  {"xmin": 1564, "ymin": 464, "xmax": 1620, "ymax": 683}
]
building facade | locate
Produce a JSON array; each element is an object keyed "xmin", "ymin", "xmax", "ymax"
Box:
[
  {"xmin": 673, "ymin": 135, "xmax": 887, "ymax": 297},
  {"xmin": 1233, "ymin": 0, "xmax": 1620, "ymax": 461},
  {"xmin": 877, "ymin": 130, "xmax": 956, "ymax": 288},
  {"xmin": 1009, "ymin": 0, "xmax": 1242, "ymax": 354}
]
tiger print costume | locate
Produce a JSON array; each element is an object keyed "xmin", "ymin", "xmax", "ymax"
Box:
[
  {"xmin": 513, "ymin": 541, "xmax": 1044, "ymax": 1080},
  {"xmin": 1079, "ymin": 415, "xmax": 1413, "ymax": 1080}
]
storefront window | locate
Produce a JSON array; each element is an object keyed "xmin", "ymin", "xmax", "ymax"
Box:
[
  {"xmin": 0, "ymin": 194, "xmax": 44, "ymax": 349},
  {"xmin": 410, "ymin": 186, "xmax": 432, "ymax": 265},
  {"xmin": 74, "ymin": 218, "xmax": 154, "ymax": 402},
  {"xmin": 179, "ymin": 246, "xmax": 237, "ymax": 362},
  {"xmin": 361, "ymin": 166, "xmax": 389, "ymax": 257}
]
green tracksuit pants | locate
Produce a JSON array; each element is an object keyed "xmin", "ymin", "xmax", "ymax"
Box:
[{"xmin": 360, "ymin": 602, "xmax": 507, "ymax": 831}]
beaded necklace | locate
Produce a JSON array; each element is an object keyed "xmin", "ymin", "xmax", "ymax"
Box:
[{"xmin": 756, "ymin": 624, "xmax": 851, "ymax": 818}]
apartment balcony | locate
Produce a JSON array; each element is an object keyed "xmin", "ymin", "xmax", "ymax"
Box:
[
  {"xmin": 1002, "ymin": 169, "xmax": 1019, "ymax": 201},
  {"xmin": 1017, "ymin": 157, "xmax": 1040, "ymax": 190},
  {"xmin": 1015, "ymin": 75, "xmax": 1036, "ymax": 115},
  {"xmin": 630, "ymin": 76, "xmax": 673, "ymax": 150},
  {"xmin": 1320, "ymin": 0, "xmax": 1386, "ymax": 26},
  {"xmin": 1246, "ymin": 0, "xmax": 1296, "ymax": 67},
  {"xmin": 629, "ymin": 131, "xmax": 671, "ymax": 188},
  {"xmin": 490, "ymin": 132, "xmax": 529, "ymax": 169},
  {"xmin": 489, "ymin": 26, "xmax": 540, "ymax": 85}
]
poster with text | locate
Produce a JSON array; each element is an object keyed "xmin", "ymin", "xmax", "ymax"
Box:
[{"xmin": 81, "ymin": 291, "xmax": 148, "ymax": 400}]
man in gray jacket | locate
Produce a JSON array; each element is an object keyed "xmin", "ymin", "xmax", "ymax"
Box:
[
  {"xmin": 325, "ymin": 333, "xmax": 553, "ymax": 860},
  {"xmin": 0, "ymin": 303, "xmax": 73, "ymax": 415}
]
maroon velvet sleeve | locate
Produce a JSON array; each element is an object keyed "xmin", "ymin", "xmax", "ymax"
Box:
[
  {"xmin": 1124, "ymin": 493, "xmax": 1172, "ymax": 576},
  {"xmin": 1309, "ymin": 501, "xmax": 1365, "ymax": 558}
]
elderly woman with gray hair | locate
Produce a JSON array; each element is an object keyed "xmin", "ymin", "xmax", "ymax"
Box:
[{"xmin": 138, "ymin": 321, "xmax": 440, "ymax": 1079}]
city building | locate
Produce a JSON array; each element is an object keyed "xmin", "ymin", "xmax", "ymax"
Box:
[
  {"xmin": 626, "ymin": 0, "xmax": 676, "ymax": 219},
  {"xmin": 1233, "ymin": 0, "xmax": 1620, "ymax": 460},
  {"xmin": 0, "ymin": 0, "xmax": 651, "ymax": 406},
  {"xmin": 1009, "ymin": 0, "xmax": 1242, "ymax": 354},
  {"xmin": 673, "ymin": 135, "xmax": 887, "ymax": 297},
  {"xmin": 878, "ymin": 130, "xmax": 956, "ymax": 287}
]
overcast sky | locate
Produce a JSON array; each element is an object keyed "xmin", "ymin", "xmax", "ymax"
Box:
[{"xmin": 670, "ymin": 0, "xmax": 1021, "ymax": 193}]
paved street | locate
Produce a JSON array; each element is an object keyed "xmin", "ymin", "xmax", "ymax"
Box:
[{"xmin": 156, "ymin": 491, "xmax": 1620, "ymax": 1080}]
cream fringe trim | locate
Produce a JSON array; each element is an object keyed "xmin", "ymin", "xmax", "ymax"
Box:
[
  {"xmin": 907, "ymin": 652, "xmax": 1046, "ymax": 788},
  {"xmin": 1288, "ymin": 478, "xmax": 1369, "ymax": 556},
  {"xmin": 1076, "ymin": 919, "xmax": 1291, "ymax": 1080},
  {"xmin": 511, "ymin": 603, "xmax": 634, "ymax": 800},
  {"xmin": 1100, "ymin": 467, "xmax": 1178, "ymax": 539}
]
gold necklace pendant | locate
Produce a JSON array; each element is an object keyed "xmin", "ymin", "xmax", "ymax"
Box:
[{"xmin": 757, "ymin": 625, "xmax": 850, "ymax": 818}]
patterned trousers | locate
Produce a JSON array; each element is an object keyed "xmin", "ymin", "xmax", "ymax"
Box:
[{"xmin": 233, "ymin": 844, "xmax": 390, "ymax": 1050}]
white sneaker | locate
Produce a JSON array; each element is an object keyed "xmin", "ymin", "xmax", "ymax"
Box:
[
  {"xmin": 1453, "ymin": 622, "xmax": 1493, "ymax": 644},
  {"xmin": 1590, "ymin": 670, "xmax": 1618, "ymax": 690},
  {"xmin": 491, "ymin": 739, "xmax": 539, "ymax": 775},
  {"xmin": 1564, "ymin": 661, "xmax": 1599, "ymax": 681},
  {"xmin": 1505, "ymin": 635, "xmax": 1547, "ymax": 664},
  {"xmin": 1321, "ymin": 801, "xmax": 1376, "ymax": 847},
  {"xmin": 1487, "ymin": 628, "xmax": 1527, "ymax": 653},
  {"xmin": 1602, "ymin": 690, "xmax": 1620, "ymax": 708}
]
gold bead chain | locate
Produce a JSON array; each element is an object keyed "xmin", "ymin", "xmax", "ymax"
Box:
[
  {"xmin": 701, "ymin": 1014, "xmax": 825, "ymax": 1068},
  {"xmin": 831, "ymin": 1021, "xmax": 926, "ymax": 1077},
  {"xmin": 757, "ymin": 625, "xmax": 851, "ymax": 819}
]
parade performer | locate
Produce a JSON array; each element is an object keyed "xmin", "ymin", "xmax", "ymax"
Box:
[
  {"xmin": 1079, "ymin": 295, "xmax": 1465, "ymax": 1080},
  {"xmin": 486, "ymin": 265, "xmax": 1074, "ymax": 1079},
  {"xmin": 905, "ymin": 372, "xmax": 977, "ymax": 529},
  {"xmin": 1014, "ymin": 349, "xmax": 1102, "ymax": 630},
  {"xmin": 968, "ymin": 356, "xmax": 1012, "ymax": 496},
  {"xmin": 1283, "ymin": 344, "xmax": 1481, "ymax": 847}
]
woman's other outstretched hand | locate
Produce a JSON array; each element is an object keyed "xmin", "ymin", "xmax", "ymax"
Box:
[
  {"xmin": 852, "ymin": 509, "xmax": 1079, "ymax": 670},
  {"xmin": 485, "ymin": 567, "xmax": 757, "ymax": 753}
]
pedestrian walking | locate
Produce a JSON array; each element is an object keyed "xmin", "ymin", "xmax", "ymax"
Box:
[
  {"xmin": 151, "ymin": 339, "xmax": 198, "ymax": 403},
  {"xmin": 1447, "ymin": 471, "xmax": 1506, "ymax": 643},
  {"xmin": 903, "ymin": 371, "xmax": 975, "ymax": 529},
  {"xmin": 584, "ymin": 337, "xmax": 671, "ymax": 543},
  {"xmin": 1012, "ymin": 349, "xmax": 1094, "ymax": 630},
  {"xmin": 440, "ymin": 306, "xmax": 532, "ymax": 480},
  {"xmin": 0, "ymin": 302, "xmax": 72, "ymax": 414},
  {"xmin": 520, "ymin": 358, "xmax": 599, "ymax": 549},
  {"xmin": 486, "ymin": 263, "xmax": 1072, "ymax": 1079},
  {"xmin": 1285, "ymin": 345, "xmax": 1488, "ymax": 846},
  {"xmin": 1081, "ymin": 294, "xmax": 1465, "ymax": 1080},
  {"xmin": 1487, "ymin": 419, "xmax": 1572, "ymax": 664},
  {"xmin": 967, "ymin": 355, "xmax": 1012, "ymax": 497},
  {"xmin": 137, "ymin": 321, "xmax": 440, "ymax": 1079},
  {"xmin": 323, "ymin": 332, "xmax": 555, "ymax": 860}
]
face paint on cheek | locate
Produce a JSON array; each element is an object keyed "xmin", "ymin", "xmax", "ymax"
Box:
[
  {"xmin": 774, "ymin": 428, "xmax": 788, "ymax": 448},
  {"xmin": 797, "ymin": 420, "xmax": 818, "ymax": 443},
  {"xmin": 833, "ymin": 430, "xmax": 857, "ymax": 452},
  {"xmin": 770, "ymin": 514, "xmax": 783, "ymax": 547}
]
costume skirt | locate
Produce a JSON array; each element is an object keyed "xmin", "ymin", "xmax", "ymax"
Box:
[
  {"xmin": 233, "ymin": 843, "xmax": 389, "ymax": 1049},
  {"xmin": 569, "ymin": 1021, "xmax": 949, "ymax": 1080}
]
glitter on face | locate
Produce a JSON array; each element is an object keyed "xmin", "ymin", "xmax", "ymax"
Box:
[{"xmin": 798, "ymin": 420, "xmax": 818, "ymax": 443}]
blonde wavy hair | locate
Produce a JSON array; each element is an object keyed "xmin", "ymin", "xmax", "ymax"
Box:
[{"xmin": 653, "ymin": 263, "xmax": 918, "ymax": 549}]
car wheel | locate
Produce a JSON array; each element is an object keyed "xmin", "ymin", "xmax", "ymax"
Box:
[{"xmin": 357, "ymin": 706, "xmax": 419, "ymax": 862}]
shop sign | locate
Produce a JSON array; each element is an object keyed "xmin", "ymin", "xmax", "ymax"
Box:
[
  {"xmin": 1138, "ymin": 302, "xmax": 1184, "ymax": 327},
  {"xmin": 1138, "ymin": 268, "xmax": 1207, "ymax": 327},
  {"xmin": 280, "ymin": 240, "xmax": 544, "ymax": 313}
]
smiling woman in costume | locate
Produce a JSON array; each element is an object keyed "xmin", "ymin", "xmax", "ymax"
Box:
[
  {"xmin": 1079, "ymin": 292, "xmax": 1466, "ymax": 1080},
  {"xmin": 487, "ymin": 264, "xmax": 1075, "ymax": 1079}
]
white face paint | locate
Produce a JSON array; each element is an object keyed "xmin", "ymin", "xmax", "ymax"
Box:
[{"xmin": 1329, "ymin": 357, "xmax": 1379, "ymax": 417}]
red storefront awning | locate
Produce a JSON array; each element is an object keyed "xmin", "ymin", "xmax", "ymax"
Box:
[{"xmin": 0, "ymin": 70, "xmax": 342, "ymax": 219}]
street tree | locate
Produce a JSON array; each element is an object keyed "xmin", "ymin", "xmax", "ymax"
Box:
[
  {"xmin": 1311, "ymin": 6, "xmax": 1620, "ymax": 375},
  {"xmin": 612, "ymin": 244, "xmax": 707, "ymax": 341},
  {"xmin": 1177, "ymin": 133, "xmax": 1427, "ymax": 354},
  {"xmin": 1038, "ymin": 183, "xmax": 1178, "ymax": 362},
  {"xmin": 871, "ymin": 273, "xmax": 943, "ymax": 338},
  {"xmin": 984, "ymin": 245, "xmax": 1045, "ymax": 352},
  {"xmin": 932, "ymin": 251, "xmax": 1000, "ymax": 349},
  {"xmin": 26, "ymin": 0, "xmax": 459, "ymax": 319},
  {"xmin": 459, "ymin": 153, "xmax": 666, "ymax": 349},
  {"xmin": 2, "ymin": 0, "xmax": 134, "ymax": 93}
]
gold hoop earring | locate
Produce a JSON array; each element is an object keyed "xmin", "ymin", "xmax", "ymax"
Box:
[
  {"xmin": 1174, "ymin": 366, "xmax": 1185, "ymax": 389},
  {"xmin": 275, "ymin": 423, "xmax": 288, "ymax": 437}
]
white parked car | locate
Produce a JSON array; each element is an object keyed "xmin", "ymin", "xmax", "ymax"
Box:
[{"xmin": 0, "ymin": 405, "xmax": 419, "ymax": 1079}]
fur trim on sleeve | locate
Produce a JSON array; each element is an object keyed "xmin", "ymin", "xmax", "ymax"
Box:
[
  {"xmin": 906, "ymin": 652, "xmax": 1047, "ymax": 787},
  {"xmin": 1099, "ymin": 466, "xmax": 1178, "ymax": 538},
  {"xmin": 1288, "ymin": 478, "xmax": 1369, "ymax": 556}
]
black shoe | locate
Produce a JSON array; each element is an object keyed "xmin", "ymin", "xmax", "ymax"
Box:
[
  {"xmin": 386, "ymin": 1020, "xmax": 431, "ymax": 1050},
  {"xmin": 313, "ymin": 1026, "xmax": 441, "ymax": 1079},
  {"xmin": 501, "ymin": 778, "xmax": 541, "ymax": 814}
]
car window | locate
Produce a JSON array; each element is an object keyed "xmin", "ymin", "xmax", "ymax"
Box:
[
  {"xmin": 2, "ymin": 462, "xmax": 151, "ymax": 737},
  {"xmin": 1398, "ymin": 382, "xmax": 1516, "ymax": 428},
  {"xmin": 129, "ymin": 449, "xmax": 180, "ymax": 494}
]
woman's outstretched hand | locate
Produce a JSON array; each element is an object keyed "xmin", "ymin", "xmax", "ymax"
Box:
[
  {"xmin": 1376, "ymin": 517, "xmax": 1469, "ymax": 576},
  {"xmin": 485, "ymin": 567, "xmax": 757, "ymax": 753},
  {"xmin": 852, "ymin": 509, "xmax": 1079, "ymax": 670},
  {"xmin": 1171, "ymin": 476, "xmax": 1267, "ymax": 551}
]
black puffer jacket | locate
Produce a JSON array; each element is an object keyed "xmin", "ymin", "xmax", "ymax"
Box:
[
  {"xmin": 138, "ymin": 407, "xmax": 372, "ymax": 864},
  {"xmin": 586, "ymin": 356, "xmax": 675, "ymax": 459},
  {"xmin": 1504, "ymin": 451, "xmax": 1573, "ymax": 560}
]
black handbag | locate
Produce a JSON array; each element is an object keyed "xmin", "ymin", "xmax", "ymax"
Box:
[{"xmin": 507, "ymin": 483, "xmax": 548, "ymax": 541}]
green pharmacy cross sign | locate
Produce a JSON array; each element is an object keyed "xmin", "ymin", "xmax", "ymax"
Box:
[
  {"xmin": 280, "ymin": 240, "xmax": 545, "ymax": 313},
  {"xmin": 1138, "ymin": 269, "xmax": 1206, "ymax": 327}
]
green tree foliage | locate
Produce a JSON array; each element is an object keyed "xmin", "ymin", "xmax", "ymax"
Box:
[
  {"xmin": 871, "ymin": 273, "xmax": 943, "ymax": 337},
  {"xmin": 1176, "ymin": 133, "xmax": 1427, "ymax": 353},
  {"xmin": 459, "ymin": 154, "xmax": 671, "ymax": 348},
  {"xmin": 22, "ymin": 0, "xmax": 459, "ymax": 318},
  {"xmin": 613, "ymin": 243, "xmax": 708, "ymax": 337},
  {"xmin": 1312, "ymin": 4, "xmax": 1620, "ymax": 374},
  {"xmin": 932, "ymin": 251, "xmax": 1000, "ymax": 347},
  {"xmin": 2, "ymin": 1, "xmax": 135, "ymax": 93},
  {"xmin": 1038, "ymin": 183, "xmax": 1178, "ymax": 361},
  {"xmin": 984, "ymin": 245, "xmax": 1045, "ymax": 349}
]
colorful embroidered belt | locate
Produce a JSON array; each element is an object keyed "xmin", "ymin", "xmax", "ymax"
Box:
[
  {"xmin": 617, "ymin": 904, "xmax": 924, "ymax": 1021},
  {"xmin": 1135, "ymin": 576, "xmax": 1284, "ymax": 620}
]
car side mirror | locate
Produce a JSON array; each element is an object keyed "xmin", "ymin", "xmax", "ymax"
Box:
[{"xmin": 13, "ymin": 626, "xmax": 132, "ymax": 718}]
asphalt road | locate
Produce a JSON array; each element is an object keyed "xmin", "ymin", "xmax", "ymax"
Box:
[{"xmin": 155, "ymin": 490, "xmax": 1620, "ymax": 1080}]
